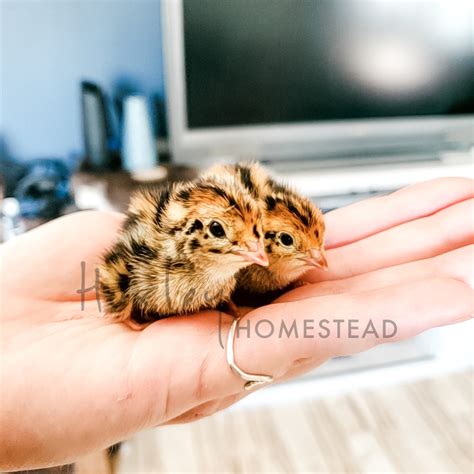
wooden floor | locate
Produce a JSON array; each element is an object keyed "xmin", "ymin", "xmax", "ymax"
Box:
[{"xmin": 116, "ymin": 370, "xmax": 473, "ymax": 473}]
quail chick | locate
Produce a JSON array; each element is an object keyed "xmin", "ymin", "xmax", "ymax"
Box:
[
  {"xmin": 100, "ymin": 176, "xmax": 268, "ymax": 324},
  {"xmin": 203, "ymin": 162, "xmax": 327, "ymax": 305}
]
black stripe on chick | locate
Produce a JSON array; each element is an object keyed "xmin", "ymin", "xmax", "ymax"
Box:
[
  {"xmin": 155, "ymin": 188, "xmax": 171, "ymax": 227},
  {"xmin": 123, "ymin": 213, "xmax": 139, "ymax": 231},
  {"xmin": 130, "ymin": 240, "xmax": 157, "ymax": 260},
  {"xmin": 190, "ymin": 238, "xmax": 200, "ymax": 250},
  {"xmin": 104, "ymin": 241, "xmax": 129, "ymax": 265},
  {"xmin": 101, "ymin": 281, "xmax": 129, "ymax": 312},
  {"xmin": 195, "ymin": 182, "xmax": 247, "ymax": 215},
  {"xmin": 186, "ymin": 219, "xmax": 203, "ymax": 235},
  {"xmin": 265, "ymin": 195, "xmax": 276, "ymax": 211},
  {"xmin": 253, "ymin": 225, "xmax": 260, "ymax": 239},
  {"xmin": 176, "ymin": 188, "xmax": 191, "ymax": 202},
  {"xmin": 266, "ymin": 177, "xmax": 288, "ymax": 195},
  {"xmin": 236, "ymin": 164, "xmax": 258, "ymax": 197},
  {"xmin": 286, "ymin": 199, "xmax": 309, "ymax": 227},
  {"xmin": 130, "ymin": 304, "xmax": 155, "ymax": 324},
  {"xmin": 118, "ymin": 273, "xmax": 130, "ymax": 292}
]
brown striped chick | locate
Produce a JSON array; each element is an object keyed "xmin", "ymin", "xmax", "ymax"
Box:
[
  {"xmin": 202, "ymin": 162, "xmax": 327, "ymax": 305},
  {"xmin": 100, "ymin": 176, "xmax": 268, "ymax": 325}
]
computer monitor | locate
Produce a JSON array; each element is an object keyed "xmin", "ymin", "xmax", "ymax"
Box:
[{"xmin": 163, "ymin": 0, "xmax": 473, "ymax": 167}]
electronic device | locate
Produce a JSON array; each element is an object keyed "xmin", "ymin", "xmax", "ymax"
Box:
[
  {"xmin": 163, "ymin": 0, "xmax": 473, "ymax": 171},
  {"xmin": 81, "ymin": 81, "xmax": 113, "ymax": 170}
]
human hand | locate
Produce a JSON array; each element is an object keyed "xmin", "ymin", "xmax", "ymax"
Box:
[{"xmin": 1, "ymin": 178, "xmax": 472, "ymax": 470}]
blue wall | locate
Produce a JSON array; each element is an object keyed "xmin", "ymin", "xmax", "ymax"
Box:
[{"xmin": 0, "ymin": 0, "xmax": 164, "ymax": 163}]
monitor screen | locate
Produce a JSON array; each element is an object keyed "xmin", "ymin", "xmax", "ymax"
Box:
[{"xmin": 183, "ymin": 0, "xmax": 474, "ymax": 129}]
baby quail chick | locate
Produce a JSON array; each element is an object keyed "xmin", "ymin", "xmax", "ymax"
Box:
[
  {"xmin": 100, "ymin": 176, "xmax": 268, "ymax": 324},
  {"xmin": 203, "ymin": 162, "xmax": 327, "ymax": 304}
]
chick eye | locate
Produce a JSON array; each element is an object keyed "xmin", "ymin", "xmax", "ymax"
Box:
[
  {"xmin": 209, "ymin": 221, "xmax": 226, "ymax": 238},
  {"xmin": 279, "ymin": 232, "xmax": 294, "ymax": 246}
]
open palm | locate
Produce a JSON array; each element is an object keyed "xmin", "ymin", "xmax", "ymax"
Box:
[{"xmin": 1, "ymin": 177, "xmax": 472, "ymax": 470}]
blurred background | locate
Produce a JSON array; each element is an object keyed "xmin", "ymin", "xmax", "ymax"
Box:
[{"xmin": 1, "ymin": 0, "xmax": 473, "ymax": 473}]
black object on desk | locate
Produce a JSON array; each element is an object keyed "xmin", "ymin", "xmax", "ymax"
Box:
[{"xmin": 81, "ymin": 81, "xmax": 119, "ymax": 170}]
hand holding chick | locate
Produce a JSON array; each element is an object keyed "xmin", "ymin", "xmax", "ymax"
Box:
[{"xmin": 2, "ymin": 178, "xmax": 472, "ymax": 469}]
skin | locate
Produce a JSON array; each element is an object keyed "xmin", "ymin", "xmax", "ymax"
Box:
[{"xmin": 0, "ymin": 177, "xmax": 473, "ymax": 470}]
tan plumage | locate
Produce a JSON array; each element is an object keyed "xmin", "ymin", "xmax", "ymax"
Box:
[
  {"xmin": 202, "ymin": 162, "xmax": 327, "ymax": 305},
  {"xmin": 100, "ymin": 175, "xmax": 268, "ymax": 324}
]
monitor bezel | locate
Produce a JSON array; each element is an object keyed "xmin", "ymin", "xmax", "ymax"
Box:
[{"xmin": 162, "ymin": 0, "xmax": 473, "ymax": 165}]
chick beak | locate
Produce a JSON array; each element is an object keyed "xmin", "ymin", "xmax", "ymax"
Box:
[
  {"xmin": 302, "ymin": 248, "xmax": 328, "ymax": 270},
  {"xmin": 234, "ymin": 240, "xmax": 269, "ymax": 267}
]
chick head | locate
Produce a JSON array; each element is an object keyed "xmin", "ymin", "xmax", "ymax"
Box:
[
  {"xmin": 164, "ymin": 178, "xmax": 268, "ymax": 272},
  {"xmin": 263, "ymin": 191, "xmax": 327, "ymax": 281}
]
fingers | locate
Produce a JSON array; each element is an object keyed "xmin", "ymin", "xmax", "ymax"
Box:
[
  {"xmin": 307, "ymin": 198, "xmax": 474, "ymax": 282},
  {"xmin": 280, "ymin": 245, "xmax": 474, "ymax": 302},
  {"xmin": 324, "ymin": 177, "xmax": 473, "ymax": 248},
  {"xmin": 131, "ymin": 277, "xmax": 473, "ymax": 427},
  {"xmin": 233, "ymin": 278, "xmax": 473, "ymax": 379}
]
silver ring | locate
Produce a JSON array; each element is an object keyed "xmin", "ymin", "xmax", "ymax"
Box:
[{"xmin": 226, "ymin": 317, "xmax": 273, "ymax": 390}]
